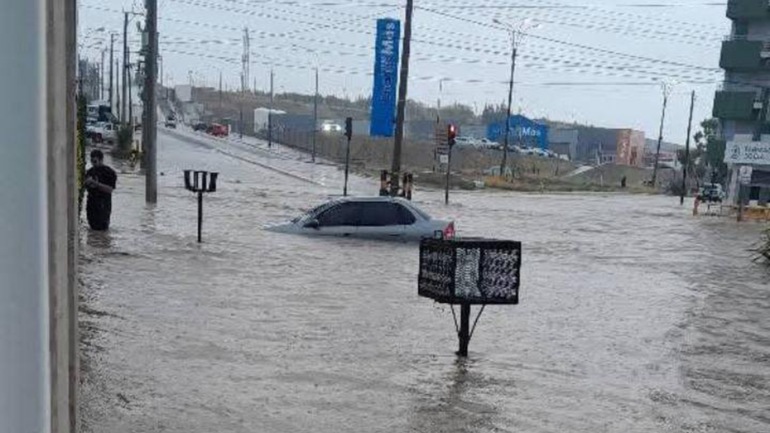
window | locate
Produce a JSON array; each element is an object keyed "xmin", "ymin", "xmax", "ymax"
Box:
[
  {"xmin": 317, "ymin": 202, "xmax": 360, "ymax": 227},
  {"xmin": 359, "ymin": 202, "xmax": 402, "ymax": 227},
  {"xmin": 394, "ymin": 204, "xmax": 416, "ymax": 225}
]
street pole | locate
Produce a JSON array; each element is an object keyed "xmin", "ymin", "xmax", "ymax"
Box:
[
  {"xmin": 100, "ymin": 49, "xmax": 106, "ymax": 100},
  {"xmin": 128, "ymin": 63, "xmax": 133, "ymax": 127},
  {"xmin": 122, "ymin": 11, "xmax": 128, "ymax": 124},
  {"xmin": 681, "ymin": 91, "xmax": 695, "ymax": 206},
  {"xmin": 115, "ymin": 59, "xmax": 121, "ymax": 121},
  {"xmin": 651, "ymin": 84, "xmax": 670, "ymax": 188},
  {"xmin": 312, "ymin": 66, "xmax": 318, "ymax": 162},
  {"xmin": 501, "ymin": 35, "xmax": 517, "ymax": 178},
  {"xmin": 268, "ymin": 69, "xmax": 274, "ymax": 148},
  {"xmin": 142, "ymin": 0, "xmax": 158, "ymax": 203},
  {"xmin": 109, "ymin": 33, "xmax": 114, "ymax": 111},
  {"xmin": 344, "ymin": 135, "xmax": 351, "ymax": 196},
  {"xmin": 445, "ymin": 143, "xmax": 453, "ymax": 205},
  {"xmin": 390, "ymin": 0, "xmax": 414, "ymax": 196}
]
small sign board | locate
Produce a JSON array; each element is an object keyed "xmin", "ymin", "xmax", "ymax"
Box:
[
  {"xmin": 439, "ymin": 154, "xmax": 449, "ymax": 164},
  {"xmin": 725, "ymin": 141, "xmax": 770, "ymax": 165},
  {"xmin": 739, "ymin": 165, "xmax": 753, "ymax": 185},
  {"xmin": 435, "ymin": 122, "xmax": 449, "ymax": 157}
]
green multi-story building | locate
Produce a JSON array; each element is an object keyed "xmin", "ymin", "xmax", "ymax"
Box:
[{"xmin": 714, "ymin": 0, "xmax": 770, "ymax": 204}]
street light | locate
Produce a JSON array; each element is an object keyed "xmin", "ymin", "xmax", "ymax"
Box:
[
  {"xmin": 292, "ymin": 44, "xmax": 321, "ymax": 163},
  {"xmin": 492, "ymin": 18, "xmax": 541, "ymax": 178}
]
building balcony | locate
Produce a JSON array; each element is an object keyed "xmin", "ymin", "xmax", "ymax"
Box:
[
  {"xmin": 720, "ymin": 39, "xmax": 770, "ymax": 70},
  {"xmin": 713, "ymin": 90, "xmax": 764, "ymax": 120},
  {"xmin": 727, "ymin": 0, "xmax": 770, "ymax": 20}
]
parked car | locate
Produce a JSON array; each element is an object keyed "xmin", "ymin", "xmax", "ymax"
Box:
[
  {"xmin": 454, "ymin": 136, "xmax": 477, "ymax": 147},
  {"xmin": 192, "ymin": 122, "xmax": 208, "ymax": 132},
  {"xmin": 265, "ymin": 196, "xmax": 455, "ymax": 241},
  {"xmin": 475, "ymin": 138, "xmax": 498, "ymax": 149},
  {"xmin": 164, "ymin": 115, "xmax": 177, "ymax": 128},
  {"xmin": 86, "ymin": 122, "xmax": 116, "ymax": 144},
  {"xmin": 209, "ymin": 123, "xmax": 228, "ymax": 137},
  {"xmin": 698, "ymin": 183, "xmax": 725, "ymax": 202}
]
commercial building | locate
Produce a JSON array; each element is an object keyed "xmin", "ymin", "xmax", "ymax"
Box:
[
  {"xmin": 549, "ymin": 127, "xmax": 646, "ymax": 166},
  {"xmin": 713, "ymin": 0, "xmax": 770, "ymax": 204}
]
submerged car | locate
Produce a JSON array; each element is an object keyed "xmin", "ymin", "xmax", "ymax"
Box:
[{"xmin": 266, "ymin": 196, "xmax": 455, "ymax": 241}]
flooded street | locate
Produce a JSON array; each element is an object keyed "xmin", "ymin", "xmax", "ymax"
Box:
[{"xmin": 79, "ymin": 131, "xmax": 769, "ymax": 433}]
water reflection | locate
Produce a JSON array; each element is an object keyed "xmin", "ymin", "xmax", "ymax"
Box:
[{"xmin": 408, "ymin": 357, "xmax": 499, "ymax": 433}]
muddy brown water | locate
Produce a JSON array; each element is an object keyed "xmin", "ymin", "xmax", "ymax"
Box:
[{"xmin": 79, "ymin": 131, "xmax": 769, "ymax": 433}]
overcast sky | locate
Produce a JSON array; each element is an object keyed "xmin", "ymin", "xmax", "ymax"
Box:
[{"xmin": 80, "ymin": 0, "xmax": 730, "ymax": 144}]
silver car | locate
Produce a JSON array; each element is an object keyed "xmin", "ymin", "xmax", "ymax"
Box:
[{"xmin": 266, "ymin": 196, "xmax": 455, "ymax": 241}]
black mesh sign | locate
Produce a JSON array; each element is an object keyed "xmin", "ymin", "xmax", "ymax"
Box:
[{"xmin": 418, "ymin": 238, "xmax": 521, "ymax": 305}]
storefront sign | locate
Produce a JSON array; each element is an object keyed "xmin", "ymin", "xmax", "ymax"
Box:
[
  {"xmin": 370, "ymin": 19, "xmax": 401, "ymax": 137},
  {"xmin": 725, "ymin": 141, "xmax": 770, "ymax": 165}
]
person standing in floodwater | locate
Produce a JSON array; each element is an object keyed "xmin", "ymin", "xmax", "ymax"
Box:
[{"xmin": 85, "ymin": 149, "xmax": 117, "ymax": 231}]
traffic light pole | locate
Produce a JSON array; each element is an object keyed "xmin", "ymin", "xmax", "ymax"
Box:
[{"xmin": 445, "ymin": 143, "xmax": 453, "ymax": 205}]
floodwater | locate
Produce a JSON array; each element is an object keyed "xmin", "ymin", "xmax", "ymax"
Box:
[{"xmin": 79, "ymin": 130, "xmax": 769, "ymax": 433}]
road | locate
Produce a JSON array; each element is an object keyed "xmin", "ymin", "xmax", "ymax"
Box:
[{"xmin": 79, "ymin": 129, "xmax": 769, "ymax": 433}]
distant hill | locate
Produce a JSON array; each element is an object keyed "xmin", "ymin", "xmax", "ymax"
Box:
[{"xmin": 645, "ymin": 138, "xmax": 682, "ymax": 153}]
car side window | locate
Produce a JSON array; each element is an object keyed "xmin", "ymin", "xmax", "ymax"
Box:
[
  {"xmin": 317, "ymin": 203, "xmax": 360, "ymax": 227},
  {"xmin": 394, "ymin": 204, "xmax": 416, "ymax": 225},
  {"xmin": 359, "ymin": 202, "xmax": 402, "ymax": 227}
]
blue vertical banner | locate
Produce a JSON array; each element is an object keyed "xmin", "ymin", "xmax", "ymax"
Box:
[{"xmin": 370, "ymin": 18, "xmax": 401, "ymax": 137}]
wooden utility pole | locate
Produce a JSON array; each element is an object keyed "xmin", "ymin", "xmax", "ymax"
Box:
[
  {"xmin": 142, "ymin": 0, "xmax": 159, "ymax": 203},
  {"xmin": 109, "ymin": 33, "xmax": 114, "ymax": 110},
  {"xmin": 312, "ymin": 67, "xmax": 318, "ymax": 162},
  {"xmin": 268, "ymin": 69, "xmax": 274, "ymax": 148},
  {"xmin": 651, "ymin": 83, "xmax": 671, "ymax": 187},
  {"xmin": 122, "ymin": 11, "xmax": 128, "ymax": 124},
  {"xmin": 390, "ymin": 0, "xmax": 414, "ymax": 196},
  {"xmin": 681, "ymin": 91, "xmax": 695, "ymax": 205}
]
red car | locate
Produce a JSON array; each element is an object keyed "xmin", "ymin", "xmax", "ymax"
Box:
[{"xmin": 208, "ymin": 123, "xmax": 228, "ymax": 137}]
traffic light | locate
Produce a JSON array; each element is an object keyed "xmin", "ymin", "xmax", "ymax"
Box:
[
  {"xmin": 345, "ymin": 117, "xmax": 353, "ymax": 140},
  {"xmin": 447, "ymin": 123, "xmax": 457, "ymax": 146}
]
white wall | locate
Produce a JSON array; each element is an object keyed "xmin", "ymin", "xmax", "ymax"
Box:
[{"xmin": 0, "ymin": 1, "xmax": 51, "ymax": 432}]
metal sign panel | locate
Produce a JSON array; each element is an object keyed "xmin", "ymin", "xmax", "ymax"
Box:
[
  {"xmin": 369, "ymin": 19, "xmax": 401, "ymax": 137},
  {"xmin": 739, "ymin": 165, "xmax": 754, "ymax": 185},
  {"xmin": 725, "ymin": 141, "xmax": 770, "ymax": 165},
  {"xmin": 435, "ymin": 122, "xmax": 449, "ymax": 156}
]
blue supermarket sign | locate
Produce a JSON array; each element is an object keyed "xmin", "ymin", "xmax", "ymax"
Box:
[
  {"xmin": 487, "ymin": 115, "xmax": 549, "ymax": 149},
  {"xmin": 370, "ymin": 19, "xmax": 401, "ymax": 137}
]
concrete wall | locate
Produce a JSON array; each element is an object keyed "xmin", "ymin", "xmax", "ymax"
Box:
[{"xmin": 0, "ymin": 1, "xmax": 77, "ymax": 432}]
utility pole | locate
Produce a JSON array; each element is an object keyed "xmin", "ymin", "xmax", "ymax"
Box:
[
  {"xmin": 128, "ymin": 63, "xmax": 133, "ymax": 127},
  {"xmin": 651, "ymin": 83, "xmax": 672, "ymax": 187},
  {"xmin": 219, "ymin": 70, "xmax": 223, "ymax": 111},
  {"xmin": 100, "ymin": 49, "xmax": 106, "ymax": 100},
  {"xmin": 142, "ymin": 0, "xmax": 158, "ymax": 203},
  {"xmin": 122, "ymin": 11, "xmax": 128, "ymax": 124},
  {"xmin": 115, "ymin": 60, "xmax": 121, "ymax": 121},
  {"xmin": 681, "ymin": 91, "xmax": 695, "ymax": 206},
  {"xmin": 239, "ymin": 74, "xmax": 244, "ymax": 139},
  {"xmin": 109, "ymin": 33, "xmax": 115, "ymax": 110},
  {"xmin": 312, "ymin": 66, "xmax": 318, "ymax": 162},
  {"xmin": 390, "ymin": 0, "xmax": 414, "ymax": 196},
  {"xmin": 268, "ymin": 69, "xmax": 274, "ymax": 148},
  {"xmin": 500, "ymin": 35, "xmax": 517, "ymax": 177}
]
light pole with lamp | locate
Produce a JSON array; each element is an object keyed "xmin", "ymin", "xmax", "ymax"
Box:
[
  {"xmin": 492, "ymin": 18, "xmax": 541, "ymax": 178},
  {"xmin": 293, "ymin": 44, "xmax": 321, "ymax": 163}
]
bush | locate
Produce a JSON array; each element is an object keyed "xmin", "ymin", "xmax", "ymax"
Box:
[{"xmin": 114, "ymin": 125, "xmax": 134, "ymax": 159}]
